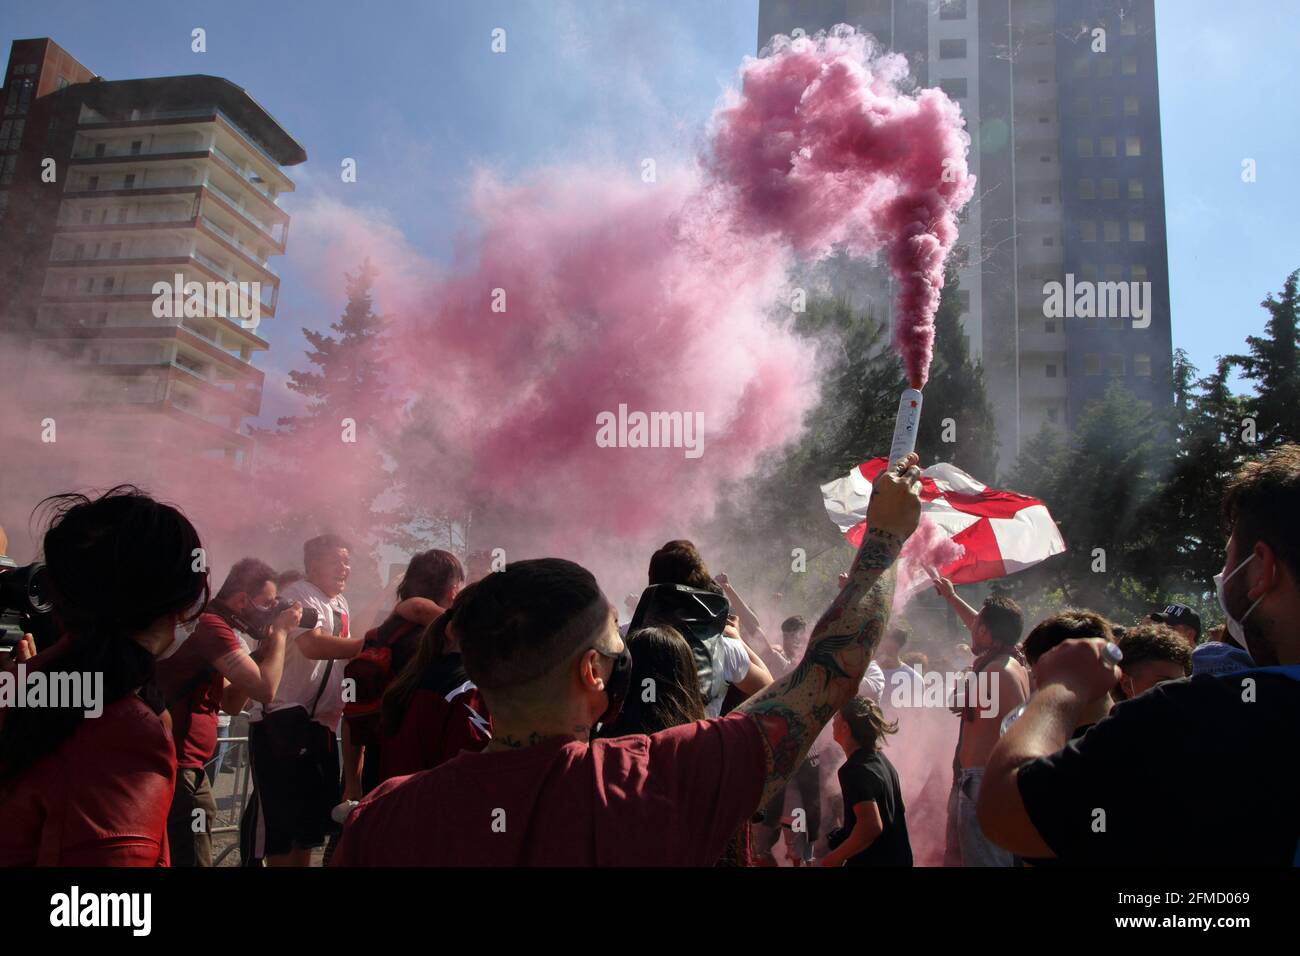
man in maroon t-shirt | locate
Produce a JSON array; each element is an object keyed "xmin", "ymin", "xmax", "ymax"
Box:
[
  {"xmin": 156, "ymin": 557, "xmax": 301, "ymax": 866},
  {"xmin": 334, "ymin": 454, "xmax": 923, "ymax": 866}
]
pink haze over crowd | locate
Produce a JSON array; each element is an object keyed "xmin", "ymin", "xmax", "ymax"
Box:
[{"xmin": 2, "ymin": 27, "xmax": 974, "ymax": 599}]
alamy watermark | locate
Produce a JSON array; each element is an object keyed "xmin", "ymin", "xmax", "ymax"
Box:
[
  {"xmin": 595, "ymin": 404, "xmax": 704, "ymax": 459},
  {"xmin": 887, "ymin": 667, "xmax": 999, "ymax": 718},
  {"xmin": 152, "ymin": 273, "xmax": 262, "ymax": 325},
  {"xmin": 1042, "ymin": 273, "xmax": 1151, "ymax": 329},
  {"xmin": 0, "ymin": 664, "xmax": 103, "ymax": 718}
]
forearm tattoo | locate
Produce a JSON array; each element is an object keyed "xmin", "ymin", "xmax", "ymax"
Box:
[{"xmin": 739, "ymin": 528, "xmax": 901, "ymax": 806}]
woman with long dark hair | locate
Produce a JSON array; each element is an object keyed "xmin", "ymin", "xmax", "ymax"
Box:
[
  {"xmin": 598, "ymin": 625, "xmax": 707, "ymax": 736},
  {"xmin": 0, "ymin": 486, "xmax": 210, "ymax": 866},
  {"xmin": 598, "ymin": 625, "xmax": 753, "ymax": 866},
  {"xmin": 375, "ymin": 580, "xmax": 491, "ymax": 783}
]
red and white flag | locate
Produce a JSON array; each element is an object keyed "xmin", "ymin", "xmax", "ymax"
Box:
[{"xmin": 820, "ymin": 458, "xmax": 1065, "ymax": 584}]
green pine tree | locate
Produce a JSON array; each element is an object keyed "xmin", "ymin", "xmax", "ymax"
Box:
[{"xmin": 1228, "ymin": 268, "xmax": 1300, "ymax": 448}]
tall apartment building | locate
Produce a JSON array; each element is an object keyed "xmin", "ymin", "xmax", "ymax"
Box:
[
  {"xmin": 0, "ymin": 38, "xmax": 305, "ymax": 470},
  {"xmin": 757, "ymin": 0, "xmax": 1173, "ymax": 464}
]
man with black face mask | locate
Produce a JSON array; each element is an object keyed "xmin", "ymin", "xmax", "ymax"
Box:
[
  {"xmin": 978, "ymin": 444, "xmax": 1300, "ymax": 865},
  {"xmin": 156, "ymin": 557, "xmax": 300, "ymax": 866},
  {"xmin": 336, "ymin": 453, "xmax": 925, "ymax": 866}
]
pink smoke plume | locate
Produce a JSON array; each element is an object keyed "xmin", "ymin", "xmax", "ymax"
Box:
[
  {"xmin": 708, "ymin": 26, "xmax": 975, "ymax": 388},
  {"xmin": 892, "ymin": 515, "xmax": 965, "ymax": 616},
  {"xmin": 1, "ymin": 25, "xmax": 975, "ymax": 602}
]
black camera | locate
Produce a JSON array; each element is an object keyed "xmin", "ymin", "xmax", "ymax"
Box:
[
  {"xmin": 243, "ymin": 598, "xmax": 317, "ymax": 638},
  {"xmin": 1, "ymin": 555, "xmax": 55, "ymax": 655}
]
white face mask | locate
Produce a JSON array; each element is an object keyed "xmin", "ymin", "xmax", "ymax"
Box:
[{"xmin": 1213, "ymin": 552, "xmax": 1263, "ymax": 647}]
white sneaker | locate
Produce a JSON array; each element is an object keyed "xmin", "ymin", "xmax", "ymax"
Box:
[{"xmin": 331, "ymin": 799, "xmax": 359, "ymax": 825}]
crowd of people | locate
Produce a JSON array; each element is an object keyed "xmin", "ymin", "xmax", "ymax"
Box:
[{"xmin": 1, "ymin": 443, "xmax": 1297, "ymax": 867}]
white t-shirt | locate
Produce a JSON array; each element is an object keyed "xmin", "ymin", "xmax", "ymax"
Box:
[
  {"xmin": 859, "ymin": 660, "xmax": 886, "ymax": 702},
  {"xmin": 248, "ymin": 580, "xmax": 351, "ymax": 729},
  {"xmin": 881, "ymin": 663, "xmax": 925, "ymax": 711},
  {"xmin": 703, "ymin": 636, "xmax": 752, "ymax": 718}
]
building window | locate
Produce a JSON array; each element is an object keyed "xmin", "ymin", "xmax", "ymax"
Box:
[
  {"xmin": 1077, "ymin": 138, "xmax": 1094, "ymax": 158},
  {"xmin": 130, "ymin": 140, "xmax": 142, "ymax": 155},
  {"xmin": 94, "ymin": 142, "xmax": 105, "ymax": 157},
  {"xmin": 1100, "ymin": 136, "xmax": 1117, "ymax": 158},
  {"xmin": 1134, "ymin": 354, "xmax": 1152, "ymax": 376},
  {"xmin": 103, "ymin": 277, "xmax": 115, "ymax": 292},
  {"xmin": 117, "ymin": 207, "xmax": 128, "ymax": 223},
  {"xmin": 124, "ymin": 174, "xmax": 136, "ymax": 189},
  {"xmin": 1098, "ymin": 96, "xmax": 1116, "ymax": 117},
  {"xmin": 1128, "ymin": 178, "xmax": 1145, "ymax": 200},
  {"xmin": 1079, "ymin": 178, "xmax": 1095, "ymax": 200},
  {"xmin": 1102, "ymin": 178, "xmax": 1119, "ymax": 199},
  {"xmin": 1081, "ymin": 263, "xmax": 1099, "ymax": 281},
  {"xmin": 1080, "ymin": 221, "xmax": 1097, "ymax": 242},
  {"xmin": 939, "ymin": 39, "xmax": 967, "ymax": 59},
  {"xmin": 73, "ymin": 243, "xmax": 85, "ymax": 260},
  {"xmin": 1085, "ymin": 353, "xmax": 1101, "ymax": 375},
  {"xmin": 1110, "ymin": 312, "xmax": 1126, "ymax": 330},
  {"xmin": 1038, "ymin": 115, "xmax": 1050, "ymax": 124},
  {"xmin": 1126, "ymin": 136, "xmax": 1142, "ymax": 157},
  {"xmin": 1121, "ymin": 16, "xmax": 1138, "ymax": 36},
  {"xmin": 1122, "ymin": 55, "xmax": 1138, "ymax": 75},
  {"xmin": 87, "ymin": 175, "xmax": 99, "ymax": 191},
  {"xmin": 1105, "ymin": 264, "xmax": 1124, "ymax": 282},
  {"xmin": 939, "ymin": 0, "xmax": 968, "ymax": 19},
  {"xmin": 1104, "ymin": 221, "xmax": 1121, "ymax": 242},
  {"xmin": 1124, "ymin": 95, "xmax": 1139, "ymax": 116},
  {"xmin": 110, "ymin": 241, "xmax": 121, "ymax": 257},
  {"xmin": 1046, "ymin": 363, "xmax": 1058, "ymax": 378},
  {"xmin": 1131, "ymin": 264, "xmax": 1148, "ymax": 281},
  {"xmin": 1097, "ymin": 56, "xmax": 1115, "ymax": 77},
  {"xmin": 80, "ymin": 207, "xmax": 92, "ymax": 224},
  {"xmin": 1073, "ymin": 96, "xmax": 1090, "ymax": 116},
  {"xmin": 1046, "ymin": 407, "xmax": 1058, "ymax": 424},
  {"xmin": 1109, "ymin": 354, "xmax": 1125, "ymax": 377},
  {"xmin": 1040, "ymin": 154, "xmax": 1052, "ymax": 163},
  {"xmin": 1129, "ymin": 220, "xmax": 1147, "ymax": 242},
  {"xmin": 1043, "ymin": 236, "xmax": 1055, "ymax": 247},
  {"xmin": 939, "ymin": 78, "xmax": 968, "ymax": 99}
]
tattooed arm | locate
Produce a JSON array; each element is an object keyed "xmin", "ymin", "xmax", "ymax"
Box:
[{"xmin": 738, "ymin": 454, "xmax": 922, "ymax": 807}]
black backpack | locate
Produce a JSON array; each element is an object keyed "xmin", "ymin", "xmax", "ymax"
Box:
[{"xmin": 629, "ymin": 584, "xmax": 732, "ymax": 713}]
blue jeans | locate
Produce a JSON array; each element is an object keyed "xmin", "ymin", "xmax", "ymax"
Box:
[
  {"xmin": 208, "ymin": 724, "xmax": 233, "ymax": 784},
  {"xmin": 945, "ymin": 767, "xmax": 1015, "ymax": 867}
]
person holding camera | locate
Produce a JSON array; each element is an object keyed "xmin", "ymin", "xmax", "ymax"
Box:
[
  {"xmin": 156, "ymin": 558, "xmax": 301, "ymax": 867},
  {"xmin": 246, "ymin": 534, "xmax": 361, "ymax": 867},
  {"xmin": 0, "ymin": 487, "xmax": 210, "ymax": 866}
]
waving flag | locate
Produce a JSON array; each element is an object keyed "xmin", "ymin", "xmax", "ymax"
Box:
[{"xmin": 821, "ymin": 458, "xmax": 1065, "ymax": 583}]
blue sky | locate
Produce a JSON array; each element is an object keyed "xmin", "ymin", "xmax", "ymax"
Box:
[{"xmin": 5, "ymin": 0, "xmax": 1297, "ymax": 415}]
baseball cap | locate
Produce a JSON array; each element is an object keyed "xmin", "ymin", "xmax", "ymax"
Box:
[{"xmin": 1151, "ymin": 603, "xmax": 1202, "ymax": 639}]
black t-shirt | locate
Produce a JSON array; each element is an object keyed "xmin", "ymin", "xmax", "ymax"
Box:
[
  {"xmin": 836, "ymin": 749, "xmax": 913, "ymax": 866},
  {"xmin": 1017, "ymin": 667, "xmax": 1300, "ymax": 866}
]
